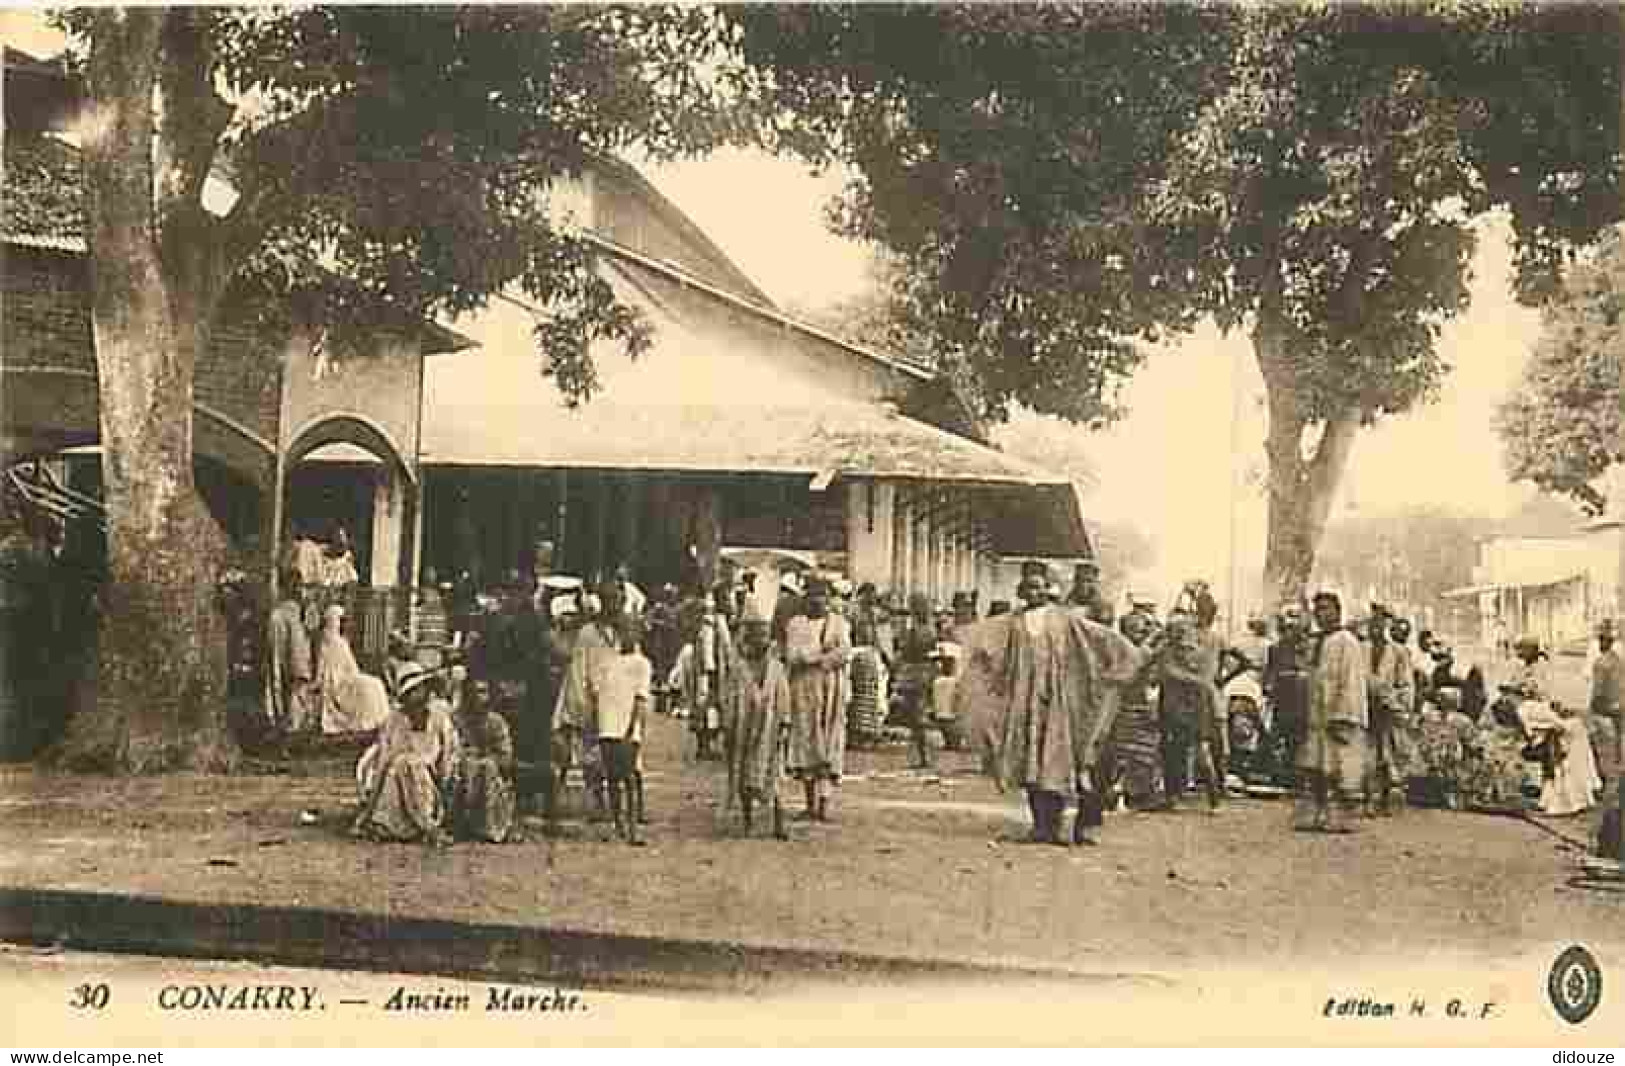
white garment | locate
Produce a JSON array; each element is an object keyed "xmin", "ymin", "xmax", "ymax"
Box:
[
  {"xmin": 596, "ymin": 652, "xmax": 651, "ymax": 740},
  {"xmin": 1522, "ymin": 703, "xmax": 1602, "ymax": 816},
  {"xmin": 1544, "ymin": 716, "xmax": 1603, "ymax": 816}
]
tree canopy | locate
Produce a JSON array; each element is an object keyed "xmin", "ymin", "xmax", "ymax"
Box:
[
  {"xmin": 48, "ymin": 6, "xmax": 747, "ymax": 397},
  {"xmin": 732, "ymin": 2, "xmax": 1622, "ymax": 599},
  {"xmin": 1497, "ymin": 230, "xmax": 1623, "ymax": 515},
  {"xmin": 33, "ymin": 6, "xmax": 751, "ymax": 771}
]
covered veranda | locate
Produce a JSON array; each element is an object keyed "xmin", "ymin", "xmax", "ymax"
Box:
[{"xmin": 415, "ymin": 396, "xmax": 1090, "ymax": 606}]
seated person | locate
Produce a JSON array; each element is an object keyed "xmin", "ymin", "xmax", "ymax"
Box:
[
  {"xmin": 1461, "ymin": 696, "xmax": 1536, "ymax": 811},
  {"xmin": 1412, "ymin": 688, "xmax": 1477, "ymax": 808},
  {"xmin": 450, "ymin": 676, "xmax": 518, "ymax": 842},
  {"xmin": 353, "ymin": 666, "xmax": 460, "ymax": 845},
  {"xmin": 315, "ymin": 604, "xmax": 391, "ymax": 735}
]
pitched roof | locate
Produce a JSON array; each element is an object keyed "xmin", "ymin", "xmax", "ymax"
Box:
[
  {"xmin": 589, "ymin": 157, "xmax": 776, "ymax": 309},
  {"xmin": 422, "ymin": 397, "xmax": 1051, "ymax": 486},
  {"xmin": 589, "ymin": 234, "xmax": 932, "ymax": 389}
]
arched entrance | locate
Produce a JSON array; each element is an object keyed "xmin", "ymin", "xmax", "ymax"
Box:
[{"xmin": 281, "ymin": 413, "xmax": 418, "ymax": 592}]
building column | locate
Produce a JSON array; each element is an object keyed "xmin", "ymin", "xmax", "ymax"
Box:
[
  {"xmin": 928, "ymin": 505, "xmax": 944, "ymax": 604},
  {"xmin": 370, "ymin": 466, "xmax": 405, "ymax": 589},
  {"xmin": 693, "ymin": 484, "xmax": 722, "ymax": 592},
  {"xmin": 620, "ymin": 473, "xmax": 645, "ymax": 584},
  {"xmin": 901, "ymin": 493, "xmax": 915, "ymax": 597},
  {"xmin": 845, "ymin": 480, "xmax": 895, "ymax": 589}
]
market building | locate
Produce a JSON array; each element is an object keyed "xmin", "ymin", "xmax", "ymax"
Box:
[{"xmin": 3, "ymin": 48, "xmax": 1090, "ymax": 656}]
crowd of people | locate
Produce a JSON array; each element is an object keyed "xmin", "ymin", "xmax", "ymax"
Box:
[{"xmin": 257, "ymin": 537, "xmax": 1625, "ymax": 852}]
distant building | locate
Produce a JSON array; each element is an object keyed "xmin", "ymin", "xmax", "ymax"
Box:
[{"xmin": 1443, "ymin": 492, "xmax": 1620, "ymax": 655}]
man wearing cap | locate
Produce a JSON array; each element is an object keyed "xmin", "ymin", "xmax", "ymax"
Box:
[
  {"xmin": 785, "ymin": 574, "xmax": 853, "ymax": 821},
  {"xmin": 1296, "ymin": 591, "xmax": 1370, "ymax": 833},
  {"xmin": 987, "ymin": 559, "xmax": 1144, "ymax": 845}
]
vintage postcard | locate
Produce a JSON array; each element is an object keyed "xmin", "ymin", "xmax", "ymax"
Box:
[{"xmin": 1, "ymin": 2, "xmax": 1622, "ymax": 1048}]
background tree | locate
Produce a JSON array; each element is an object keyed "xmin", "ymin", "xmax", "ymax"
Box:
[
  {"xmin": 1497, "ymin": 231, "xmax": 1622, "ymax": 516},
  {"xmin": 733, "ymin": 3, "xmax": 1621, "ymax": 606},
  {"xmin": 41, "ymin": 6, "xmax": 738, "ymax": 771}
]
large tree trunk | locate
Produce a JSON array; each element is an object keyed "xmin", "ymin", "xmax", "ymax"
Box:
[
  {"xmin": 1617, "ymin": 1, "xmax": 1625, "ymax": 634},
  {"xmin": 55, "ymin": 10, "xmax": 237, "ymax": 772},
  {"xmin": 1255, "ymin": 310, "xmax": 1362, "ymax": 611}
]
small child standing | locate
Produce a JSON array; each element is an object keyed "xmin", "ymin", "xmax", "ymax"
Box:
[{"xmin": 595, "ymin": 621, "xmax": 652, "ymax": 845}]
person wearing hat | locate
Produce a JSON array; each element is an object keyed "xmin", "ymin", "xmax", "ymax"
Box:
[
  {"xmin": 988, "ymin": 559, "xmax": 1144, "ymax": 846},
  {"xmin": 728, "ymin": 596, "xmax": 792, "ymax": 838},
  {"xmin": 784, "ymin": 574, "xmax": 853, "ymax": 822},
  {"xmin": 352, "ymin": 663, "xmax": 460, "ymax": 846},
  {"xmin": 1295, "ymin": 591, "xmax": 1370, "ymax": 833}
]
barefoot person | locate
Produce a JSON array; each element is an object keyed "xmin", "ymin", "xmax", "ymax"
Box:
[
  {"xmin": 353, "ymin": 666, "xmax": 460, "ymax": 845},
  {"xmin": 730, "ymin": 599, "xmax": 791, "ymax": 838},
  {"xmin": 785, "ymin": 574, "xmax": 852, "ymax": 822}
]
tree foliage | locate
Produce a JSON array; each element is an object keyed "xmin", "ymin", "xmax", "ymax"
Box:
[
  {"xmin": 32, "ymin": 6, "xmax": 749, "ymax": 771},
  {"xmin": 731, "ymin": 2, "xmax": 1622, "ymax": 599},
  {"xmin": 1497, "ymin": 231, "xmax": 1623, "ymax": 515},
  {"xmin": 49, "ymin": 6, "xmax": 746, "ymax": 399}
]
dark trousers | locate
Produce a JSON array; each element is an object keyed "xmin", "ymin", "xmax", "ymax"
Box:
[
  {"xmin": 1076, "ymin": 785, "xmax": 1105, "ymax": 831},
  {"xmin": 522, "ymin": 676, "xmax": 555, "ymax": 819}
]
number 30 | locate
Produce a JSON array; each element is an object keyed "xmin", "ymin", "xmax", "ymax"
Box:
[{"xmin": 70, "ymin": 983, "xmax": 110, "ymax": 1009}]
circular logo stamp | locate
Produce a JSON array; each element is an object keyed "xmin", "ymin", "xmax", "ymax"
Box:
[{"xmin": 1548, "ymin": 944, "xmax": 1603, "ymax": 1025}]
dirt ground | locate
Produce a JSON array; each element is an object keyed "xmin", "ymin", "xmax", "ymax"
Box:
[{"xmin": 2, "ymin": 710, "xmax": 1621, "ymax": 980}]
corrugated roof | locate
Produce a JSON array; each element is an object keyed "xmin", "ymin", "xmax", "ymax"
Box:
[{"xmin": 421, "ymin": 398, "xmax": 1056, "ymax": 486}]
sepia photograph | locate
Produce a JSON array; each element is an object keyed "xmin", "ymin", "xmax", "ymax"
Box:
[{"xmin": 0, "ymin": 1, "xmax": 1622, "ymax": 1048}]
